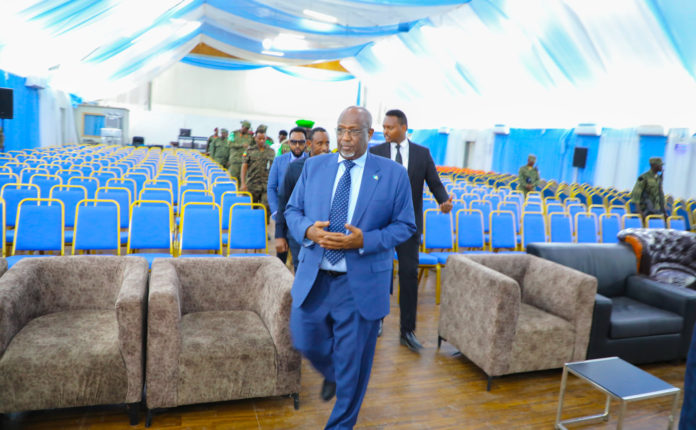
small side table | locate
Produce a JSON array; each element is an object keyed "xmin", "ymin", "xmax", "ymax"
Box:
[{"xmin": 555, "ymin": 357, "xmax": 680, "ymax": 430}]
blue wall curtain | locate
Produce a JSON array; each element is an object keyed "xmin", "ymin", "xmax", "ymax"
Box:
[
  {"xmin": 638, "ymin": 135, "xmax": 667, "ymax": 174},
  {"xmin": 0, "ymin": 71, "xmax": 40, "ymax": 151},
  {"xmin": 409, "ymin": 129, "xmax": 448, "ymax": 165}
]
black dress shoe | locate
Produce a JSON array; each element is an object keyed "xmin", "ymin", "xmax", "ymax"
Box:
[
  {"xmin": 400, "ymin": 331, "xmax": 424, "ymax": 353},
  {"xmin": 377, "ymin": 319, "xmax": 383, "ymax": 338},
  {"xmin": 320, "ymin": 379, "xmax": 336, "ymax": 402}
]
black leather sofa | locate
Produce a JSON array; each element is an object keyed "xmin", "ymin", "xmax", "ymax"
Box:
[{"xmin": 527, "ymin": 243, "xmax": 696, "ymax": 364}]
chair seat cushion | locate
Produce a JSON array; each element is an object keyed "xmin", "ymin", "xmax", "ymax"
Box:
[
  {"xmin": 228, "ymin": 253, "xmax": 271, "ymax": 258},
  {"xmin": 177, "ymin": 310, "xmax": 277, "ymax": 406},
  {"xmin": 0, "ymin": 310, "xmax": 128, "ymax": 412},
  {"xmin": 508, "ymin": 303, "xmax": 575, "ymax": 375},
  {"xmin": 129, "ymin": 253, "xmax": 173, "ymax": 268},
  {"xmin": 610, "ymin": 296, "xmax": 683, "ymax": 339},
  {"xmin": 418, "ymin": 253, "xmax": 439, "ymax": 266},
  {"xmin": 429, "ymin": 252, "xmax": 455, "ymax": 264},
  {"xmin": 6, "ymin": 254, "xmax": 56, "ymax": 269}
]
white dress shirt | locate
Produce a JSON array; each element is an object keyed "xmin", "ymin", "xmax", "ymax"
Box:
[
  {"xmin": 391, "ymin": 138, "xmax": 409, "ymax": 170},
  {"xmin": 318, "ymin": 151, "xmax": 367, "ymax": 272}
]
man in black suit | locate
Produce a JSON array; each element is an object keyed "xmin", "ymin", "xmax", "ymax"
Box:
[
  {"xmin": 370, "ymin": 109, "xmax": 452, "ymax": 352},
  {"xmin": 276, "ymin": 127, "xmax": 331, "ymax": 271}
]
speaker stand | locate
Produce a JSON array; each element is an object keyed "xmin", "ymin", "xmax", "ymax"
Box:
[{"xmin": 572, "ymin": 167, "xmax": 579, "ymax": 184}]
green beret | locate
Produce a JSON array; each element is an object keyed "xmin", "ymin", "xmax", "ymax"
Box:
[
  {"xmin": 295, "ymin": 119, "xmax": 315, "ymax": 128},
  {"xmin": 649, "ymin": 157, "xmax": 663, "ymax": 167},
  {"xmin": 256, "ymin": 124, "xmax": 267, "ymax": 133},
  {"xmin": 241, "ymin": 120, "xmax": 251, "ymax": 128}
]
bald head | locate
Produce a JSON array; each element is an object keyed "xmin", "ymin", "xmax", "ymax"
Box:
[{"xmin": 336, "ymin": 106, "xmax": 374, "ymax": 160}]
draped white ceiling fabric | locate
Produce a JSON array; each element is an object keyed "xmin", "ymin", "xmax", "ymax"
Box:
[
  {"xmin": 1, "ymin": 0, "xmax": 696, "ymax": 127},
  {"xmin": 0, "ymin": 0, "xmax": 466, "ymax": 99}
]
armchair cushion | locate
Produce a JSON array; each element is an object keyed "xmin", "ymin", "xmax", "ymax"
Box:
[
  {"xmin": 178, "ymin": 310, "xmax": 277, "ymax": 406},
  {"xmin": 610, "ymin": 297, "xmax": 682, "ymax": 339}
]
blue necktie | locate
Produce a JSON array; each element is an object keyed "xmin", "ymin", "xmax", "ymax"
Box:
[{"xmin": 325, "ymin": 160, "xmax": 355, "ymax": 265}]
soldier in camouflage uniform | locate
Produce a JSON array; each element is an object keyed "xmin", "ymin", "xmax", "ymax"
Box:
[
  {"xmin": 518, "ymin": 154, "xmax": 540, "ymax": 196},
  {"xmin": 205, "ymin": 127, "xmax": 218, "ymax": 155},
  {"xmin": 241, "ymin": 125, "xmax": 275, "ymax": 218},
  {"xmin": 630, "ymin": 157, "xmax": 666, "ymax": 219},
  {"xmin": 209, "ymin": 128, "xmax": 230, "ymax": 168},
  {"xmin": 228, "ymin": 120, "xmax": 254, "ymax": 182}
]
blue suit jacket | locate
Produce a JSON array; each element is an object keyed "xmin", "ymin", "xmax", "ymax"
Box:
[
  {"xmin": 285, "ymin": 152, "xmax": 416, "ymax": 320},
  {"xmin": 267, "ymin": 152, "xmax": 306, "ymax": 218}
]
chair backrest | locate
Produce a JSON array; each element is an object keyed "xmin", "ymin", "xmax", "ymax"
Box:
[
  {"xmin": 423, "ymin": 199, "xmax": 438, "ymax": 212},
  {"xmin": 179, "ymin": 180, "xmax": 207, "ymax": 201},
  {"xmin": 2, "ymin": 183, "xmax": 40, "ymax": 227},
  {"xmin": 566, "ymin": 203, "xmax": 586, "ymax": 232},
  {"xmin": 221, "ymin": 191, "xmax": 253, "ymax": 230},
  {"xmin": 179, "ymin": 202, "xmax": 222, "ymax": 254},
  {"xmin": 213, "ymin": 182, "xmax": 238, "ymax": 205},
  {"xmin": 470, "ymin": 200, "xmax": 492, "ymax": 232},
  {"xmin": 645, "ymin": 215, "xmax": 666, "ymax": 229},
  {"xmin": 589, "ymin": 204, "xmax": 606, "ymax": 223},
  {"xmin": 549, "ymin": 212, "xmax": 573, "ymax": 243},
  {"xmin": 489, "ymin": 210, "xmax": 517, "ymax": 250},
  {"xmin": 460, "ymin": 193, "xmax": 478, "ymax": 207},
  {"xmin": 73, "ymin": 199, "xmax": 121, "ymax": 254},
  {"xmin": 497, "ymin": 201, "xmax": 520, "ymax": 231},
  {"xmin": 124, "ymin": 172, "xmax": 148, "ymax": 197},
  {"xmin": 96, "ymin": 187, "xmax": 132, "ymax": 229},
  {"xmin": 19, "ymin": 167, "xmax": 49, "ymax": 183},
  {"xmin": 0, "ymin": 197, "xmax": 6, "ymax": 256},
  {"xmin": 483, "ymin": 194, "xmax": 500, "ymax": 210},
  {"xmin": 67, "ymin": 176, "xmax": 98, "ymax": 199},
  {"xmin": 139, "ymin": 188, "xmax": 173, "ymax": 206},
  {"xmin": 523, "ymin": 202, "xmax": 542, "ymax": 213},
  {"xmin": 181, "ymin": 189, "xmax": 214, "ymax": 206},
  {"xmin": 622, "ymin": 214, "xmax": 643, "ymax": 229},
  {"xmin": 575, "ymin": 212, "xmax": 598, "ymax": 243},
  {"xmin": 455, "ymin": 209, "xmax": 485, "ymax": 250},
  {"xmin": 29, "ymin": 173, "xmax": 62, "ymax": 199},
  {"xmin": 423, "ymin": 209, "xmax": 453, "ymax": 251},
  {"xmin": 545, "ymin": 202, "xmax": 565, "ymax": 217},
  {"xmin": 667, "ymin": 216, "xmax": 686, "ymax": 231},
  {"xmin": 609, "ymin": 205, "xmax": 627, "ymax": 220},
  {"xmin": 49, "ymin": 184, "xmax": 88, "ymax": 228},
  {"xmin": 227, "ymin": 203, "xmax": 267, "ymax": 253},
  {"xmin": 91, "ymin": 170, "xmax": 117, "ymax": 187},
  {"xmin": 0, "ymin": 172, "xmax": 19, "ymax": 192},
  {"xmin": 672, "ymin": 206, "xmax": 692, "ymax": 231},
  {"xmin": 600, "ymin": 213, "xmax": 621, "ymax": 243},
  {"xmin": 522, "ymin": 211, "xmax": 547, "ymax": 248},
  {"xmin": 127, "ymin": 200, "xmax": 173, "ymax": 253},
  {"xmin": 13, "ymin": 198, "xmax": 64, "ymax": 255},
  {"xmin": 157, "ymin": 173, "xmax": 180, "ymax": 204}
]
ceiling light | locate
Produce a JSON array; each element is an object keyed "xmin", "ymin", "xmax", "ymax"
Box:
[
  {"xmin": 303, "ymin": 9, "xmax": 338, "ymax": 23},
  {"xmin": 262, "ymin": 50, "xmax": 285, "ymax": 57},
  {"xmin": 262, "ymin": 38, "xmax": 272, "ymax": 50}
]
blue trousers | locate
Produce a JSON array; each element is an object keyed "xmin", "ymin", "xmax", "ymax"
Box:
[
  {"xmin": 680, "ymin": 325, "xmax": 696, "ymax": 429},
  {"xmin": 290, "ymin": 271, "xmax": 380, "ymax": 430}
]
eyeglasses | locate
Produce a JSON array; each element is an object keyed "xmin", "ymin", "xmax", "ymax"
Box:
[
  {"xmin": 336, "ymin": 128, "xmax": 365, "ymax": 137},
  {"xmin": 289, "ymin": 139, "xmax": 306, "ymax": 145}
]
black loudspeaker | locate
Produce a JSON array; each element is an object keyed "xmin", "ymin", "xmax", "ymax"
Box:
[
  {"xmin": 0, "ymin": 88, "xmax": 13, "ymax": 120},
  {"xmin": 132, "ymin": 136, "xmax": 144, "ymax": 146},
  {"xmin": 572, "ymin": 147, "xmax": 588, "ymax": 168}
]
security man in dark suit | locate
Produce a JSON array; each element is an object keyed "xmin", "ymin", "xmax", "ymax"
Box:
[{"xmin": 370, "ymin": 109, "xmax": 452, "ymax": 352}]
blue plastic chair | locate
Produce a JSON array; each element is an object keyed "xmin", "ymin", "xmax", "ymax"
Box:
[
  {"xmin": 221, "ymin": 191, "xmax": 253, "ymax": 245},
  {"xmin": 96, "ymin": 187, "xmax": 132, "ymax": 244},
  {"xmin": 549, "ymin": 212, "xmax": 573, "ymax": 243},
  {"xmin": 72, "ymin": 199, "xmax": 120, "ymax": 255},
  {"xmin": 157, "ymin": 173, "xmax": 180, "ymax": 204},
  {"xmin": 30, "ymin": 174, "xmax": 62, "ymax": 199},
  {"xmin": 91, "ymin": 170, "xmax": 117, "ymax": 187},
  {"xmin": 181, "ymin": 189, "xmax": 214, "ymax": 206},
  {"xmin": 470, "ymin": 200, "xmax": 492, "ymax": 234},
  {"xmin": 600, "ymin": 213, "xmax": 621, "ymax": 243},
  {"xmin": 523, "ymin": 202, "xmax": 543, "ymax": 213},
  {"xmin": 178, "ymin": 202, "xmax": 223, "ymax": 256},
  {"xmin": 127, "ymin": 200, "xmax": 174, "ymax": 268},
  {"xmin": 646, "ymin": 215, "xmax": 666, "ymax": 229},
  {"xmin": 2, "ymin": 183, "xmax": 40, "ymax": 244},
  {"xmin": 140, "ymin": 188, "xmax": 173, "ymax": 207},
  {"xmin": 489, "ymin": 210, "xmax": 520, "ymax": 252},
  {"xmin": 423, "ymin": 199, "xmax": 438, "ymax": 212},
  {"xmin": 227, "ymin": 203, "xmax": 269, "ymax": 256},
  {"xmin": 7, "ymin": 198, "xmax": 65, "ymax": 268},
  {"xmin": 575, "ymin": 212, "xmax": 598, "ymax": 243},
  {"xmin": 668, "ymin": 216, "xmax": 686, "ymax": 231},
  {"xmin": 124, "ymin": 172, "xmax": 148, "ymax": 197},
  {"xmin": 213, "ymin": 182, "xmax": 238, "ymax": 206},
  {"xmin": 522, "ymin": 212, "xmax": 547, "ymax": 248},
  {"xmin": 68, "ymin": 176, "xmax": 98, "ymax": 199},
  {"xmin": 622, "ymin": 214, "xmax": 643, "ymax": 229}
]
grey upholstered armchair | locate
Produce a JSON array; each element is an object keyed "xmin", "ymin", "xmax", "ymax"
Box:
[
  {"xmin": 438, "ymin": 254, "xmax": 597, "ymax": 390},
  {"xmin": 146, "ymin": 257, "xmax": 300, "ymax": 427},
  {"xmin": 0, "ymin": 256, "xmax": 149, "ymax": 425}
]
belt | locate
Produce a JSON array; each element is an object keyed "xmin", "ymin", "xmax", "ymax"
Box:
[{"xmin": 319, "ymin": 269, "xmax": 346, "ymax": 277}]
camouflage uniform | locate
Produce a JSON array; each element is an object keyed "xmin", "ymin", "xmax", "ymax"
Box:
[
  {"xmin": 209, "ymin": 136, "xmax": 230, "ymax": 168},
  {"xmin": 242, "ymin": 145, "xmax": 275, "ymax": 213},
  {"xmin": 630, "ymin": 170, "xmax": 665, "ymax": 216},
  {"xmin": 227, "ymin": 130, "xmax": 253, "ymax": 182},
  {"xmin": 279, "ymin": 139, "xmax": 291, "ymax": 155},
  {"xmin": 518, "ymin": 165, "xmax": 540, "ymax": 195}
]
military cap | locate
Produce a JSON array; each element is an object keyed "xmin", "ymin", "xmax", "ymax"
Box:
[
  {"xmin": 220, "ymin": 128, "xmax": 228, "ymax": 134},
  {"xmin": 296, "ymin": 119, "xmax": 315, "ymax": 128},
  {"xmin": 649, "ymin": 157, "xmax": 663, "ymax": 167},
  {"xmin": 528, "ymin": 154, "xmax": 537, "ymax": 160},
  {"xmin": 241, "ymin": 120, "xmax": 251, "ymax": 128},
  {"xmin": 256, "ymin": 124, "xmax": 267, "ymax": 133}
]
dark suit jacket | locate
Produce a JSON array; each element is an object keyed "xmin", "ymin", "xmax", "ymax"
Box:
[
  {"xmin": 276, "ymin": 157, "xmax": 307, "ymax": 240},
  {"xmin": 370, "ymin": 141, "xmax": 449, "ymax": 236}
]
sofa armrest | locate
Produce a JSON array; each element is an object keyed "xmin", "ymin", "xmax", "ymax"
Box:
[
  {"xmin": 626, "ymin": 275, "xmax": 696, "ymax": 317},
  {"xmin": 252, "ymin": 259, "xmax": 301, "ymax": 380},
  {"xmin": 523, "ymin": 257, "xmax": 598, "ymax": 361},
  {"xmin": 115, "ymin": 257, "xmax": 149, "ymax": 404},
  {"xmin": 146, "ymin": 259, "xmax": 183, "ymax": 409},
  {"xmin": 0, "ymin": 263, "xmax": 40, "ymax": 356},
  {"xmin": 439, "ymin": 255, "xmax": 520, "ymax": 377}
]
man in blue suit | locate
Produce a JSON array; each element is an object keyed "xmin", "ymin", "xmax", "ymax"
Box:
[
  {"xmin": 286, "ymin": 106, "xmax": 416, "ymax": 429},
  {"xmin": 268, "ymin": 126, "xmax": 309, "ymax": 262}
]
